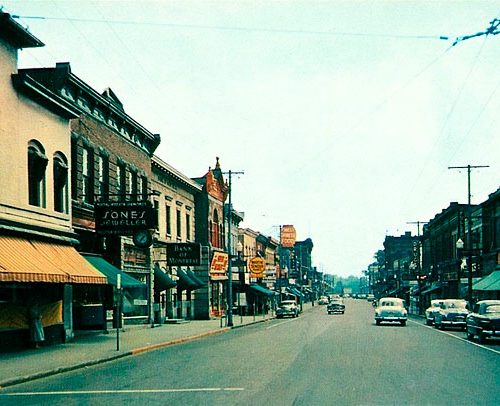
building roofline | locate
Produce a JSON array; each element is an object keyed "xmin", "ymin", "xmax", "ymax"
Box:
[{"xmin": 0, "ymin": 11, "xmax": 44, "ymax": 49}]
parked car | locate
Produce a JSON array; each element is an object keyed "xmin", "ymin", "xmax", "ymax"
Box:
[
  {"xmin": 367, "ymin": 294, "xmax": 376, "ymax": 302},
  {"xmin": 466, "ymin": 300, "xmax": 500, "ymax": 343},
  {"xmin": 327, "ymin": 299, "xmax": 345, "ymax": 314},
  {"xmin": 276, "ymin": 300, "xmax": 299, "ymax": 318},
  {"xmin": 374, "ymin": 297, "xmax": 407, "ymax": 326},
  {"xmin": 433, "ymin": 299, "xmax": 469, "ymax": 330},
  {"xmin": 318, "ymin": 296, "xmax": 330, "ymax": 305},
  {"xmin": 425, "ymin": 299, "xmax": 444, "ymax": 325}
]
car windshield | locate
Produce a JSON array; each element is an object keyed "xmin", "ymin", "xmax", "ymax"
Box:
[
  {"xmin": 484, "ymin": 304, "xmax": 500, "ymax": 314},
  {"xmin": 442, "ymin": 300, "xmax": 467, "ymax": 309}
]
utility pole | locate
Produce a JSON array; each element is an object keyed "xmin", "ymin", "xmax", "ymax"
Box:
[
  {"xmin": 448, "ymin": 164, "xmax": 489, "ymax": 305},
  {"xmin": 224, "ymin": 169, "xmax": 244, "ymax": 327},
  {"xmin": 407, "ymin": 221, "xmax": 427, "ymax": 315}
]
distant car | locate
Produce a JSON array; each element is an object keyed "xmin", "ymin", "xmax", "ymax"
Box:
[
  {"xmin": 276, "ymin": 300, "xmax": 299, "ymax": 319},
  {"xmin": 425, "ymin": 299, "xmax": 444, "ymax": 325},
  {"xmin": 318, "ymin": 296, "xmax": 330, "ymax": 305},
  {"xmin": 466, "ymin": 300, "xmax": 500, "ymax": 343},
  {"xmin": 367, "ymin": 294, "xmax": 376, "ymax": 302},
  {"xmin": 375, "ymin": 297, "xmax": 407, "ymax": 326},
  {"xmin": 433, "ymin": 299, "xmax": 469, "ymax": 330},
  {"xmin": 327, "ymin": 299, "xmax": 345, "ymax": 314}
]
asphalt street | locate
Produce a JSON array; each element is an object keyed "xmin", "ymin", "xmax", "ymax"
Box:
[{"xmin": 1, "ymin": 299, "xmax": 498, "ymax": 406}]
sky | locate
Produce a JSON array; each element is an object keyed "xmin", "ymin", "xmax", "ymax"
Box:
[{"xmin": 3, "ymin": 0, "xmax": 499, "ymax": 277}]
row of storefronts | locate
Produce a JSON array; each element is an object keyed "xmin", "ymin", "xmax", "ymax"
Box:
[
  {"xmin": 366, "ymin": 187, "xmax": 500, "ymax": 314},
  {"xmin": 0, "ymin": 12, "xmax": 323, "ymax": 348}
]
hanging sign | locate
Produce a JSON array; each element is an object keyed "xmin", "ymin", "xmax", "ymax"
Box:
[{"xmin": 248, "ymin": 257, "xmax": 266, "ymax": 278}]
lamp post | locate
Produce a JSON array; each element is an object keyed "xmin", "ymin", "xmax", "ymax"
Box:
[
  {"xmin": 237, "ymin": 241, "xmax": 243, "ymax": 324},
  {"xmin": 456, "ymin": 238, "xmax": 465, "ymax": 299}
]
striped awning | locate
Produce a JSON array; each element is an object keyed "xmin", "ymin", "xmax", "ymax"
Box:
[{"xmin": 0, "ymin": 235, "xmax": 107, "ymax": 284}]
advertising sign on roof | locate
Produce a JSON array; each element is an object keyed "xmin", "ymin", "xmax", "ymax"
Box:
[{"xmin": 280, "ymin": 225, "xmax": 296, "ymax": 248}]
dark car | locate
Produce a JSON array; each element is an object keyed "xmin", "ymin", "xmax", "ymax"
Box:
[
  {"xmin": 466, "ymin": 300, "xmax": 500, "ymax": 343},
  {"xmin": 276, "ymin": 300, "xmax": 299, "ymax": 318},
  {"xmin": 433, "ymin": 299, "xmax": 469, "ymax": 330},
  {"xmin": 327, "ymin": 299, "xmax": 345, "ymax": 314}
]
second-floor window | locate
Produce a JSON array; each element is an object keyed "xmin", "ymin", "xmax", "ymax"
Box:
[
  {"xmin": 116, "ymin": 163, "xmax": 126, "ymax": 201},
  {"xmin": 97, "ymin": 154, "xmax": 109, "ymax": 201},
  {"xmin": 82, "ymin": 146, "xmax": 94, "ymax": 204},
  {"xmin": 176, "ymin": 209, "xmax": 182, "ymax": 238},
  {"xmin": 53, "ymin": 152, "xmax": 68, "ymax": 213},
  {"xmin": 166, "ymin": 204, "xmax": 171, "ymax": 236},
  {"xmin": 28, "ymin": 140, "xmax": 48, "ymax": 208},
  {"xmin": 186, "ymin": 213, "xmax": 191, "ymax": 240}
]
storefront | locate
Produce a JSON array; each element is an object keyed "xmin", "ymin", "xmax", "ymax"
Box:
[{"xmin": 0, "ymin": 235, "xmax": 108, "ymax": 348}]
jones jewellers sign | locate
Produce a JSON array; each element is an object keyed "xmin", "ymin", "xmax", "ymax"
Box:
[{"xmin": 95, "ymin": 201, "xmax": 158, "ymax": 235}]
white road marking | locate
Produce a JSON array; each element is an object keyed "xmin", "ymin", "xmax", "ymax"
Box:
[
  {"xmin": 409, "ymin": 319, "xmax": 500, "ymax": 355},
  {"xmin": 1, "ymin": 388, "xmax": 244, "ymax": 396},
  {"xmin": 266, "ymin": 319, "xmax": 297, "ymax": 329}
]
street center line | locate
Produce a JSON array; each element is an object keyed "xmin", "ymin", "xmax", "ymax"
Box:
[
  {"xmin": 409, "ymin": 319, "xmax": 500, "ymax": 355},
  {"xmin": 1, "ymin": 388, "xmax": 245, "ymax": 396}
]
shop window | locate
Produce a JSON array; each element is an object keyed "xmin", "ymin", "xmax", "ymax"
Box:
[
  {"xmin": 28, "ymin": 140, "xmax": 48, "ymax": 208},
  {"xmin": 53, "ymin": 152, "xmax": 69, "ymax": 213}
]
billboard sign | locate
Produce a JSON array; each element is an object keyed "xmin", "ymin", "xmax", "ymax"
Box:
[{"xmin": 280, "ymin": 225, "xmax": 296, "ymax": 248}]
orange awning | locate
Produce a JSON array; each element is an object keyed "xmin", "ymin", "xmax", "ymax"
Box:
[{"xmin": 0, "ymin": 235, "xmax": 107, "ymax": 284}]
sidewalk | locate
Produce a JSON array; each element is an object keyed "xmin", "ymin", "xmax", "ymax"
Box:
[{"xmin": 0, "ymin": 306, "xmax": 312, "ymax": 389}]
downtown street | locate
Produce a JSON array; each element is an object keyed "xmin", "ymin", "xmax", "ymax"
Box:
[{"xmin": 1, "ymin": 299, "xmax": 498, "ymax": 406}]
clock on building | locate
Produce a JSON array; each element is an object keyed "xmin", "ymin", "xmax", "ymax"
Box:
[{"xmin": 133, "ymin": 229, "xmax": 153, "ymax": 248}]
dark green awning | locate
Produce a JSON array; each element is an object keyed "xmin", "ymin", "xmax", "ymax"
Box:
[
  {"xmin": 287, "ymin": 287, "xmax": 305, "ymax": 298},
  {"xmin": 176, "ymin": 269, "xmax": 199, "ymax": 290},
  {"xmin": 83, "ymin": 254, "xmax": 145, "ymax": 289},
  {"xmin": 154, "ymin": 264, "xmax": 176, "ymax": 291},
  {"xmin": 186, "ymin": 269, "xmax": 205, "ymax": 288},
  {"xmin": 249, "ymin": 284, "xmax": 276, "ymax": 298},
  {"xmin": 473, "ymin": 271, "xmax": 500, "ymax": 291}
]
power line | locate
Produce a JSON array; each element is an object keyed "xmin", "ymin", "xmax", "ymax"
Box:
[
  {"xmin": 11, "ymin": 14, "xmax": 451, "ymax": 41},
  {"xmin": 452, "ymin": 17, "xmax": 500, "ymax": 46}
]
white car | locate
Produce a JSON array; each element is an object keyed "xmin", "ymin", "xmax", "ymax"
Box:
[
  {"xmin": 375, "ymin": 297, "xmax": 408, "ymax": 326},
  {"xmin": 318, "ymin": 296, "xmax": 330, "ymax": 305},
  {"xmin": 425, "ymin": 299, "xmax": 444, "ymax": 325}
]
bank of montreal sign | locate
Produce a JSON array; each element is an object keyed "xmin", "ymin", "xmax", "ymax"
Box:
[{"xmin": 94, "ymin": 201, "xmax": 158, "ymax": 235}]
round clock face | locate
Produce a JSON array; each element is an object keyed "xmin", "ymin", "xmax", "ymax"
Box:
[{"xmin": 133, "ymin": 230, "xmax": 153, "ymax": 248}]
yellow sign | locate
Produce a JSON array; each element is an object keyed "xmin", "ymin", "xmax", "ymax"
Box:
[{"xmin": 248, "ymin": 257, "xmax": 266, "ymax": 277}]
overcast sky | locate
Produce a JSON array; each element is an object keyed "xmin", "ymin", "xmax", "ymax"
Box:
[{"xmin": 3, "ymin": 1, "xmax": 499, "ymax": 277}]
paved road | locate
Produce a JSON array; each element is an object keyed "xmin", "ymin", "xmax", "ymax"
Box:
[{"xmin": 1, "ymin": 299, "xmax": 498, "ymax": 405}]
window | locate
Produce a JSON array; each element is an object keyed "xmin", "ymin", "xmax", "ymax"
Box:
[
  {"xmin": 82, "ymin": 146, "xmax": 94, "ymax": 204},
  {"xmin": 130, "ymin": 171, "xmax": 138, "ymax": 201},
  {"xmin": 212, "ymin": 209, "xmax": 220, "ymax": 248},
  {"xmin": 140, "ymin": 176, "xmax": 148, "ymax": 201},
  {"xmin": 116, "ymin": 163, "xmax": 126, "ymax": 201},
  {"xmin": 176, "ymin": 209, "xmax": 182, "ymax": 238},
  {"xmin": 166, "ymin": 205, "xmax": 171, "ymax": 236},
  {"xmin": 97, "ymin": 154, "xmax": 109, "ymax": 201},
  {"xmin": 28, "ymin": 141, "xmax": 48, "ymax": 208},
  {"xmin": 53, "ymin": 152, "xmax": 68, "ymax": 213},
  {"xmin": 186, "ymin": 213, "xmax": 191, "ymax": 240},
  {"xmin": 71, "ymin": 138, "xmax": 78, "ymax": 200}
]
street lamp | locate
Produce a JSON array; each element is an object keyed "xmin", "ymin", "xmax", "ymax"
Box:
[{"xmin": 456, "ymin": 238, "xmax": 465, "ymax": 299}]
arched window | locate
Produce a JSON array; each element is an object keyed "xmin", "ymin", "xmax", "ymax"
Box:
[
  {"xmin": 53, "ymin": 152, "xmax": 69, "ymax": 213},
  {"xmin": 212, "ymin": 209, "xmax": 220, "ymax": 247},
  {"xmin": 28, "ymin": 140, "xmax": 48, "ymax": 208}
]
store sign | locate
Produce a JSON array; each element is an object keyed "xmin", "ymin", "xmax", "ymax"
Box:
[
  {"xmin": 95, "ymin": 201, "xmax": 157, "ymax": 235},
  {"xmin": 280, "ymin": 225, "xmax": 296, "ymax": 248},
  {"xmin": 166, "ymin": 243, "xmax": 201, "ymax": 266},
  {"xmin": 210, "ymin": 252, "xmax": 228, "ymax": 275},
  {"xmin": 248, "ymin": 257, "xmax": 266, "ymax": 278}
]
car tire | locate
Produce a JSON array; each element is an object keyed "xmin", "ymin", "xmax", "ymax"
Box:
[
  {"xmin": 426, "ymin": 319, "xmax": 432, "ymax": 326},
  {"xmin": 466, "ymin": 330, "xmax": 474, "ymax": 340},
  {"xmin": 478, "ymin": 333, "xmax": 487, "ymax": 343},
  {"xmin": 376, "ymin": 320, "xmax": 381, "ymax": 326},
  {"xmin": 401, "ymin": 320, "xmax": 406, "ymax": 326}
]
